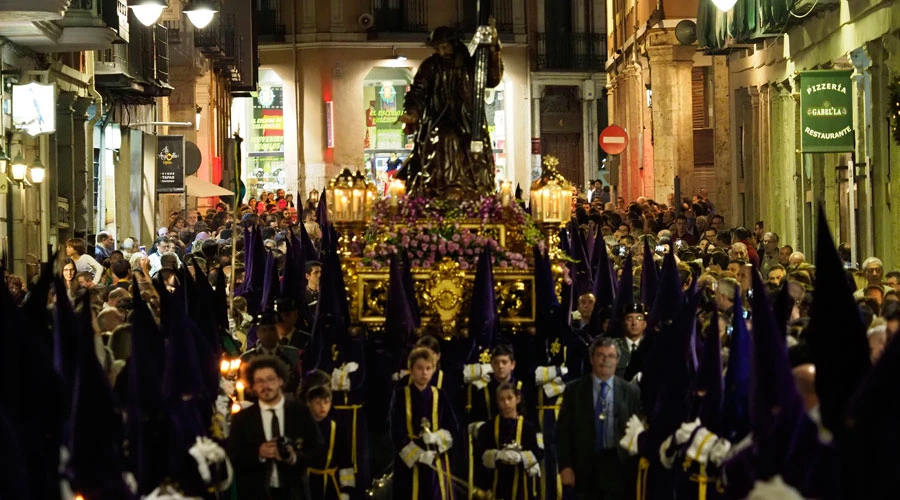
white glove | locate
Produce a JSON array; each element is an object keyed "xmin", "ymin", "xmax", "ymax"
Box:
[
  {"xmin": 685, "ymin": 427, "xmax": 716, "ymax": 465},
  {"xmin": 340, "ymin": 494, "xmax": 350, "ymax": 500},
  {"xmin": 482, "ymin": 449, "xmax": 499, "ymax": 469},
  {"xmin": 534, "ymin": 366, "xmax": 568, "ymax": 385},
  {"xmin": 422, "ymin": 429, "xmax": 441, "ymax": 446},
  {"xmin": 468, "ymin": 421, "xmax": 485, "ymax": 436},
  {"xmin": 332, "ymin": 367, "xmax": 352, "ymax": 391},
  {"xmin": 708, "ymin": 438, "xmax": 732, "ymax": 467},
  {"xmin": 344, "ymin": 362, "xmax": 359, "ymax": 373},
  {"xmin": 399, "ymin": 442, "xmax": 424, "ymax": 468},
  {"xmin": 526, "ymin": 463, "xmax": 542, "ymax": 478},
  {"xmin": 391, "ymin": 369, "xmax": 408, "ymax": 382},
  {"xmin": 418, "ymin": 450, "xmax": 437, "ymax": 466},
  {"xmin": 658, "ymin": 436, "xmax": 677, "ymax": 469},
  {"xmin": 675, "ymin": 418, "xmax": 702, "ymax": 445},
  {"xmin": 542, "ymin": 377, "xmax": 566, "ymax": 398},
  {"xmin": 618, "ymin": 414, "xmax": 645, "ymax": 456},
  {"xmin": 536, "ymin": 433, "xmax": 545, "ymax": 450},
  {"xmin": 520, "ymin": 451, "xmax": 539, "ymax": 470},
  {"xmin": 463, "ymin": 363, "xmax": 493, "ymax": 389},
  {"xmin": 339, "ymin": 468, "xmax": 355, "ymax": 488},
  {"xmin": 497, "ymin": 449, "xmax": 522, "ymax": 465}
]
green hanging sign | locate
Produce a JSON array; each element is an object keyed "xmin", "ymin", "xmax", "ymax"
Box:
[{"xmin": 800, "ymin": 70, "xmax": 854, "ymax": 153}]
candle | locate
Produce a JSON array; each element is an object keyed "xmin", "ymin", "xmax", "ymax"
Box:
[
  {"xmin": 231, "ymin": 401, "xmax": 242, "ymax": 414},
  {"xmin": 352, "ymin": 189, "xmax": 363, "ymax": 220},
  {"xmin": 340, "ymin": 195, "xmax": 350, "ymax": 220},
  {"xmin": 220, "ymin": 359, "xmax": 230, "ymax": 376},
  {"xmin": 235, "ymin": 381, "xmax": 245, "ymax": 402},
  {"xmin": 230, "ymin": 359, "xmax": 241, "ymax": 375},
  {"xmin": 500, "ymin": 181, "xmax": 512, "ymax": 207}
]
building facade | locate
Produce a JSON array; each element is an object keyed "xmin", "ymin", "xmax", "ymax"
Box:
[
  {"xmin": 700, "ymin": 0, "xmax": 900, "ymax": 267},
  {"xmin": 604, "ymin": 0, "xmax": 734, "ymax": 223},
  {"xmin": 248, "ymin": 0, "xmax": 611, "ymax": 202},
  {"xmin": 0, "ymin": 0, "xmax": 256, "ymax": 279}
]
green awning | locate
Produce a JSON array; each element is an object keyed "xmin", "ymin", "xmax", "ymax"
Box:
[{"xmin": 698, "ymin": 0, "xmax": 796, "ymax": 51}]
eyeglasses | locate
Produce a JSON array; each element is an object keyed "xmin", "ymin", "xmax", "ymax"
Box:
[{"xmin": 253, "ymin": 375, "xmax": 280, "ymax": 386}]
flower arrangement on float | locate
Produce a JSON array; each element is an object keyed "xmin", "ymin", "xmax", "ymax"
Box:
[{"xmin": 353, "ymin": 195, "xmax": 542, "ymax": 270}]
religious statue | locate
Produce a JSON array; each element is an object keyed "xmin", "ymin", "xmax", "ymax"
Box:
[{"xmin": 397, "ymin": 25, "xmax": 504, "ymax": 201}]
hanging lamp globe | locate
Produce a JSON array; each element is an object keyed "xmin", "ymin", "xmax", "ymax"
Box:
[
  {"xmin": 711, "ymin": 0, "xmax": 739, "ymax": 11},
  {"xmin": 30, "ymin": 156, "xmax": 45, "ymax": 184},
  {"xmin": 184, "ymin": 0, "xmax": 218, "ymax": 29},
  {"xmin": 10, "ymin": 149, "xmax": 27, "ymax": 182},
  {"xmin": 128, "ymin": 0, "xmax": 168, "ymax": 27}
]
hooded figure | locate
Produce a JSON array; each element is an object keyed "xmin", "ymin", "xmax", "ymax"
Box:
[{"xmin": 396, "ymin": 26, "xmax": 503, "ymax": 201}]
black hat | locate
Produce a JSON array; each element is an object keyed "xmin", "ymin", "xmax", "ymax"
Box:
[
  {"xmin": 427, "ymin": 26, "xmax": 460, "ymax": 46},
  {"xmin": 621, "ymin": 303, "xmax": 647, "ymax": 316}
]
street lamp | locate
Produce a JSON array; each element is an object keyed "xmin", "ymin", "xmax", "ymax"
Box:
[
  {"xmin": 184, "ymin": 0, "xmax": 218, "ymax": 29},
  {"xmin": 128, "ymin": 0, "xmax": 168, "ymax": 27},
  {"xmin": 30, "ymin": 155, "xmax": 45, "ymax": 184},
  {"xmin": 711, "ymin": 0, "xmax": 738, "ymax": 11},
  {"xmin": 9, "ymin": 149, "xmax": 27, "ymax": 183}
]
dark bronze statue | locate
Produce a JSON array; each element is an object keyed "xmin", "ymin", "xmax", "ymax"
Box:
[{"xmin": 397, "ymin": 26, "xmax": 503, "ymax": 201}]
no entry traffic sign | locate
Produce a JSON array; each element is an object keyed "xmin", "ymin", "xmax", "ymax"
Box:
[{"xmin": 599, "ymin": 125, "xmax": 628, "ymax": 155}]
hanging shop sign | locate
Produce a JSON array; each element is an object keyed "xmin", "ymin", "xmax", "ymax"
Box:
[
  {"xmin": 12, "ymin": 82, "xmax": 56, "ymax": 136},
  {"xmin": 800, "ymin": 70, "xmax": 854, "ymax": 153},
  {"xmin": 156, "ymin": 135, "xmax": 185, "ymax": 193}
]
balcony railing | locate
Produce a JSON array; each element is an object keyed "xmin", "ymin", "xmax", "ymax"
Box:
[
  {"xmin": 457, "ymin": 0, "xmax": 514, "ymax": 34},
  {"xmin": 62, "ymin": 0, "xmax": 129, "ymax": 42},
  {"xmin": 536, "ymin": 32, "xmax": 606, "ymax": 71},
  {"xmin": 371, "ymin": 0, "xmax": 427, "ymax": 33},
  {"xmin": 256, "ymin": 0, "xmax": 285, "ymax": 41}
]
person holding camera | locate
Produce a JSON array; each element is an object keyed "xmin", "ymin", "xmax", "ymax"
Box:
[{"xmin": 229, "ymin": 356, "xmax": 324, "ymax": 500}]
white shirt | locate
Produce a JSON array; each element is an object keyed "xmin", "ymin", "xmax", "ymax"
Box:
[
  {"xmin": 625, "ymin": 338, "xmax": 641, "ymax": 353},
  {"xmin": 75, "ymin": 254, "xmax": 104, "ymax": 281},
  {"xmin": 259, "ymin": 395, "xmax": 286, "ymax": 487}
]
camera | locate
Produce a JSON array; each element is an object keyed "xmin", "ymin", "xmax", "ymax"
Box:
[{"xmin": 275, "ymin": 437, "xmax": 294, "ymax": 460}]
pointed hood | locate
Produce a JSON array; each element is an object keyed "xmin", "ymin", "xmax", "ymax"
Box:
[
  {"xmin": 297, "ymin": 214, "xmax": 319, "ymax": 263},
  {"xmin": 748, "ymin": 265, "xmax": 816, "ymax": 485},
  {"xmin": 807, "ymin": 205, "xmax": 870, "ymax": 440},
  {"xmin": 281, "ymin": 228, "xmax": 309, "ymax": 301},
  {"xmin": 237, "ymin": 225, "xmax": 266, "ymax": 314},
  {"xmin": 646, "ymin": 248, "xmax": 683, "ymax": 332},
  {"xmin": 533, "ymin": 245, "xmax": 563, "ymax": 366},
  {"xmin": 316, "ymin": 188, "xmax": 329, "ymax": 233},
  {"xmin": 126, "ymin": 284, "xmax": 166, "ymax": 494},
  {"xmin": 188, "ymin": 262, "xmax": 223, "ymax": 356},
  {"xmin": 385, "ymin": 252, "xmax": 420, "ymax": 370},
  {"xmin": 467, "ymin": 247, "xmax": 499, "ymax": 363},
  {"xmin": 694, "ymin": 307, "xmax": 723, "ymax": 434},
  {"xmin": 773, "ymin": 282, "xmax": 795, "ymax": 336},
  {"xmin": 607, "ymin": 253, "xmax": 634, "ymax": 338},
  {"xmin": 722, "ymin": 287, "xmax": 752, "ymax": 442},
  {"xmin": 52, "ymin": 278, "xmax": 79, "ymax": 393},
  {"xmin": 259, "ymin": 249, "xmax": 280, "ymax": 314},
  {"xmin": 161, "ymin": 285, "xmax": 208, "ymax": 401},
  {"xmin": 400, "ymin": 250, "xmax": 421, "ymax": 325},
  {"xmin": 64, "ymin": 295, "xmax": 134, "ymax": 498},
  {"xmin": 569, "ymin": 223, "xmax": 592, "ymax": 300},
  {"xmin": 310, "ymin": 243, "xmax": 351, "ymax": 371},
  {"xmin": 640, "ymin": 238, "xmax": 659, "ymax": 310},
  {"xmin": 591, "ymin": 235, "xmax": 617, "ymax": 312}
]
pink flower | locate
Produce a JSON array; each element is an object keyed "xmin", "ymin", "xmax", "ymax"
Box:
[
  {"xmin": 411, "ymin": 259, "xmax": 421, "ymax": 267},
  {"xmin": 460, "ymin": 261, "xmax": 470, "ymax": 270},
  {"xmin": 372, "ymin": 262, "xmax": 382, "ymax": 270},
  {"xmin": 401, "ymin": 235, "xmax": 410, "ymax": 246},
  {"xmin": 452, "ymin": 233, "xmax": 461, "ymax": 242},
  {"xmin": 499, "ymin": 261, "xmax": 508, "ymax": 269}
]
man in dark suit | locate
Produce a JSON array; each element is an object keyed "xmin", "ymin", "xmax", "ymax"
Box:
[
  {"xmin": 614, "ymin": 304, "xmax": 647, "ymax": 380},
  {"xmin": 229, "ymin": 356, "xmax": 324, "ymax": 500},
  {"xmin": 557, "ymin": 337, "xmax": 641, "ymax": 500}
]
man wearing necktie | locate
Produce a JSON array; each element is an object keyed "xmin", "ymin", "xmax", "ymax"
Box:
[
  {"xmin": 557, "ymin": 338, "xmax": 641, "ymax": 500},
  {"xmin": 229, "ymin": 356, "xmax": 324, "ymax": 500},
  {"xmin": 614, "ymin": 304, "xmax": 647, "ymax": 380}
]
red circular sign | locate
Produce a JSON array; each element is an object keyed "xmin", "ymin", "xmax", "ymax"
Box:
[{"xmin": 599, "ymin": 125, "xmax": 629, "ymax": 155}]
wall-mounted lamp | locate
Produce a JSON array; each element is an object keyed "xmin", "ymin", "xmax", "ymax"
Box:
[
  {"xmin": 392, "ymin": 47, "xmax": 407, "ymax": 61},
  {"xmin": 127, "ymin": 0, "xmax": 169, "ymax": 27},
  {"xmin": 195, "ymin": 105, "xmax": 202, "ymax": 131},
  {"xmin": 30, "ymin": 154, "xmax": 45, "ymax": 184},
  {"xmin": 9, "ymin": 149, "xmax": 27, "ymax": 183},
  {"xmin": 184, "ymin": 0, "xmax": 218, "ymax": 29}
]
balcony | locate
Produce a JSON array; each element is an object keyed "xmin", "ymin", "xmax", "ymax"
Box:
[
  {"xmin": 212, "ymin": 15, "xmax": 243, "ymax": 84},
  {"xmin": 0, "ymin": 0, "xmax": 70, "ymax": 22},
  {"xmin": 370, "ymin": 0, "xmax": 427, "ymax": 35},
  {"xmin": 95, "ymin": 18, "xmax": 171, "ymax": 97},
  {"xmin": 536, "ymin": 32, "xmax": 606, "ymax": 72},
  {"xmin": 255, "ymin": 0, "xmax": 285, "ymax": 42},
  {"xmin": 457, "ymin": 0, "xmax": 515, "ymax": 35},
  {"xmin": 195, "ymin": 12, "xmax": 226, "ymax": 57}
]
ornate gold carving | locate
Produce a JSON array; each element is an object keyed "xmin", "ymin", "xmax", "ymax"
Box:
[{"xmin": 424, "ymin": 258, "xmax": 467, "ymax": 334}]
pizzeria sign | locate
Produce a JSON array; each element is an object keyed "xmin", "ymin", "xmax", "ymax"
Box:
[{"xmin": 800, "ymin": 70, "xmax": 854, "ymax": 153}]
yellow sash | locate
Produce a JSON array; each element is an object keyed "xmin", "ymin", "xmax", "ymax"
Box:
[
  {"xmin": 405, "ymin": 385, "xmax": 443, "ymax": 499},
  {"xmin": 492, "ymin": 416, "xmax": 526, "ymax": 500},
  {"xmin": 308, "ymin": 420, "xmax": 340, "ymax": 494},
  {"xmin": 333, "ymin": 391, "xmax": 364, "ymax": 473}
]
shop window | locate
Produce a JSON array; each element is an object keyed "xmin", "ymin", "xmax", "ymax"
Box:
[{"xmin": 248, "ymin": 69, "xmax": 285, "ymax": 197}]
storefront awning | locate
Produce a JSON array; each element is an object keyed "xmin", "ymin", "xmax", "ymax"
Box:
[{"xmin": 185, "ymin": 176, "xmax": 234, "ymax": 197}]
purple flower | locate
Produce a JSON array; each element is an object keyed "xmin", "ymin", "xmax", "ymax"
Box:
[{"xmin": 452, "ymin": 233, "xmax": 461, "ymax": 242}]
